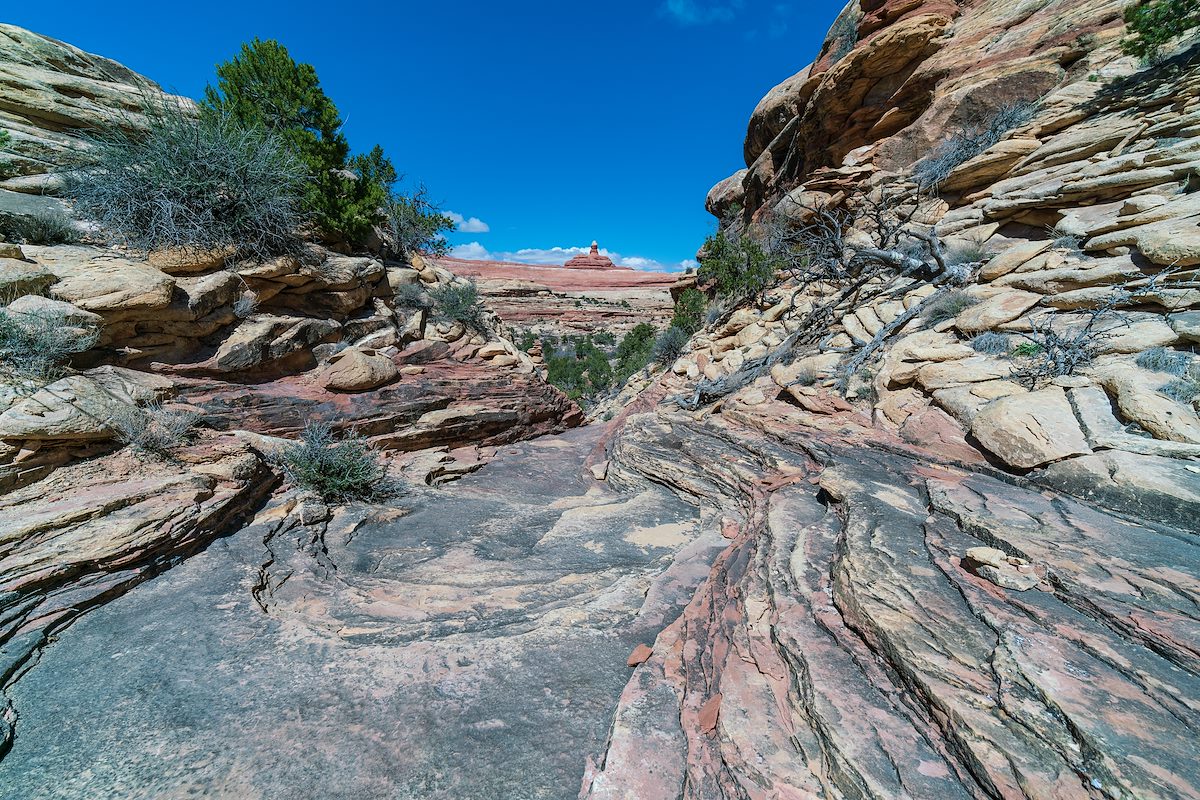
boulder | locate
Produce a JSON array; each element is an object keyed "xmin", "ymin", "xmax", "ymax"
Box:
[
  {"xmin": 0, "ymin": 257, "xmax": 55, "ymax": 297},
  {"xmin": 954, "ymin": 289, "xmax": 1041, "ymax": 334},
  {"xmin": 970, "ymin": 387, "xmax": 1091, "ymax": 469},
  {"xmin": 321, "ymin": 348, "xmax": 399, "ymax": 392}
]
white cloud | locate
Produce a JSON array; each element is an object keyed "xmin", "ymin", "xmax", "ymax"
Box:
[
  {"xmin": 449, "ymin": 241, "xmax": 491, "ymax": 260},
  {"xmin": 661, "ymin": 0, "xmax": 744, "ymax": 25},
  {"xmin": 448, "ymin": 242, "xmax": 693, "ymax": 273},
  {"xmin": 446, "ymin": 211, "xmax": 490, "ymax": 233}
]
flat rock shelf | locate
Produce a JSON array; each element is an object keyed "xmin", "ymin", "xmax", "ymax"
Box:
[{"xmin": 0, "ymin": 427, "xmax": 723, "ymax": 800}]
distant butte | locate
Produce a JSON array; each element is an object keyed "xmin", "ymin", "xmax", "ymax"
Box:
[{"xmin": 563, "ymin": 241, "xmax": 629, "ymax": 270}]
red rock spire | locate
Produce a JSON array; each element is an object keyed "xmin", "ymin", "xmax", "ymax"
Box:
[{"xmin": 563, "ymin": 241, "xmax": 618, "ymax": 269}]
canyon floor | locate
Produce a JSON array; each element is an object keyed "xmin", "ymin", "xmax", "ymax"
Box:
[{"xmin": 0, "ymin": 426, "xmax": 723, "ymax": 800}]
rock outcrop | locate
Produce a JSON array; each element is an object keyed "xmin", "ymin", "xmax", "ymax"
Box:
[{"xmin": 563, "ymin": 241, "xmax": 623, "ymax": 270}]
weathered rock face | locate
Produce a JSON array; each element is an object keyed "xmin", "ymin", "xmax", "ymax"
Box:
[
  {"xmin": 0, "ymin": 23, "xmax": 189, "ymax": 199},
  {"xmin": 579, "ymin": 403, "xmax": 1200, "ymax": 799},
  {"xmin": 723, "ymin": 0, "xmax": 1132, "ymax": 218},
  {"xmin": 438, "ymin": 254, "xmax": 678, "ymax": 342}
]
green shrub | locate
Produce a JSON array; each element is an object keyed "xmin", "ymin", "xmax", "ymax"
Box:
[
  {"xmin": 544, "ymin": 334, "xmax": 612, "ymax": 403},
  {"xmin": 383, "ymin": 186, "xmax": 456, "ymax": 263},
  {"xmin": 945, "ymin": 238, "xmax": 989, "ymax": 266},
  {"xmin": 1137, "ymin": 346, "xmax": 1191, "ymax": 375},
  {"xmin": 652, "ymin": 325, "xmax": 689, "ymax": 364},
  {"xmin": 1010, "ymin": 341, "xmax": 1045, "ymax": 358},
  {"xmin": 0, "ymin": 210, "xmax": 79, "ymax": 245},
  {"xmin": 516, "ymin": 328, "xmax": 538, "ymax": 352},
  {"xmin": 671, "ymin": 287, "xmax": 708, "ymax": 335},
  {"xmin": 614, "ymin": 323, "xmax": 656, "ymax": 383},
  {"xmin": 429, "ymin": 279, "xmax": 484, "ymax": 329},
  {"xmin": 0, "ymin": 303, "xmax": 100, "ymax": 383},
  {"xmin": 921, "ymin": 289, "xmax": 978, "ymax": 325},
  {"xmin": 592, "ymin": 330, "xmax": 616, "ymax": 347},
  {"xmin": 970, "ymin": 331, "xmax": 1011, "ymax": 355},
  {"xmin": 109, "ymin": 401, "xmax": 201, "ymax": 457},
  {"xmin": 1122, "ymin": 0, "xmax": 1200, "ymax": 62},
  {"xmin": 697, "ymin": 229, "xmax": 777, "ymax": 299},
  {"xmin": 67, "ymin": 99, "xmax": 303, "ymax": 259},
  {"xmin": 278, "ymin": 421, "xmax": 392, "ymax": 502}
]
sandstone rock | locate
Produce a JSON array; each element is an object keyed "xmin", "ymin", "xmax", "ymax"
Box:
[
  {"xmin": 28, "ymin": 246, "xmax": 176, "ymax": 314},
  {"xmin": 0, "ymin": 374, "xmax": 130, "ymax": 441},
  {"xmin": 953, "ymin": 289, "xmax": 1041, "ymax": 333},
  {"xmin": 917, "ymin": 356, "xmax": 1012, "ymax": 390},
  {"xmin": 0, "ymin": 257, "xmax": 55, "ymax": 297},
  {"xmin": 209, "ymin": 315, "xmax": 341, "ymax": 374},
  {"xmin": 961, "ymin": 546, "xmax": 1041, "ymax": 592},
  {"xmin": 3, "ymin": 294, "xmax": 101, "ymax": 330},
  {"xmin": 1094, "ymin": 365, "xmax": 1200, "ymax": 444},
  {"xmin": 978, "ymin": 240, "xmax": 1052, "ymax": 281},
  {"xmin": 970, "ymin": 387, "xmax": 1091, "ymax": 469},
  {"xmin": 1171, "ymin": 311, "xmax": 1200, "ymax": 343},
  {"xmin": 321, "ymin": 348, "xmax": 399, "ymax": 392},
  {"xmin": 146, "ymin": 246, "xmax": 235, "ymax": 275}
]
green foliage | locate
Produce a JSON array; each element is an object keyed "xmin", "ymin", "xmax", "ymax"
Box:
[
  {"xmin": 203, "ymin": 39, "xmax": 351, "ymax": 234},
  {"xmin": 1010, "ymin": 341, "xmax": 1044, "ymax": 358},
  {"xmin": 383, "ymin": 186, "xmax": 456, "ymax": 262},
  {"xmin": 0, "ymin": 129, "xmax": 10, "ymax": 171},
  {"xmin": 613, "ymin": 323, "xmax": 657, "ymax": 383},
  {"xmin": 0, "ymin": 210, "xmax": 79, "ymax": 245},
  {"xmin": 203, "ymin": 39, "xmax": 422, "ymax": 247},
  {"xmin": 671, "ymin": 288, "xmax": 708, "ymax": 335},
  {"xmin": 394, "ymin": 282, "xmax": 431, "ymax": 309},
  {"xmin": 544, "ymin": 334, "xmax": 611, "ymax": 403},
  {"xmin": 1122, "ymin": 0, "xmax": 1200, "ymax": 62},
  {"xmin": 429, "ymin": 279, "xmax": 484, "ymax": 329},
  {"xmin": 697, "ymin": 229, "xmax": 777, "ymax": 299},
  {"xmin": 66, "ymin": 99, "xmax": 303, "ymax": 258},
  {"xmin": 0, "ymin": 303, "xmax": 100, "ymax": 383},
  {"xmin": 279, "ymin": 421, "xmax": 392, "ymax": 502},
  {"xmin": 593, "ymin": 330, "xmax": 616, "ymax": 347},
  {"xmin": 652, "ymin": 325, "xmax": 689, "ymax": 364},
  {"xmin": 516, "ymin": 328, "xmax": 538, "ymax": 352}
]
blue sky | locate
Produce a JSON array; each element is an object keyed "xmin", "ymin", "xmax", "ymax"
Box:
[{"xmin": 8, "ymin": 1, "xmax": 845, "ymax": 271}]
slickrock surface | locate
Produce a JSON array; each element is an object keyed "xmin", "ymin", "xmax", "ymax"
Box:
[
  {"xmin": 0, "ymin": 428, "xmax": 727, "ymax": 799},
  {"xmin": 582, "ymin": 396, "xmax": 1200, "ymax": 799},
  {"xmin": 439, "ymin": 255, "xmax": 677, "ymax": 341}
]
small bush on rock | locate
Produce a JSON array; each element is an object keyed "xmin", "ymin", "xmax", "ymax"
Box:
[
  {"xmin": 429, "ymin": 280, "xmax": 484, "ymax": 330},
  {"xmin": 383, "ymin": 187, "xmax": 456, "ymax": 263},
  {"xmin": 970, "ymin": 331, "xmax": 1011, "ymax": 355},
  {"xmin": 921, "ymin": 289, "xmax": 978, "ymax": 325},
  {"xmin": 1136, "ymin": 346, "xmax": 1191, "ymax": 376},
  {"xmin": 109, "ymin": 401, "xmax": 201, "ymax": 457},
  {"xmin": 1162, "ymin": 377, "xmax": 1200, "ymax": 405},
  {"xmin": 0, "ymin": 303, "xmax": 99, "ymax": 383},
  {"xmin": 67, "ymin": 98, "xmax": 304, "ymax": 259},
  {"xmin": 279, "ymin": 421, "xmax": 391, "ymax": 502},
  {"xmin": 915, "ymin": 103, "xmax": 1036, "ymax": 191},
  {"xmin": 1, "ymin": 210, "xmax": 79, "ymax": 245},
  {"xmin": 652, "ymin": 325, "xmax": 689, "ymax": 364},
  {"xmin": 394, "ymin": 283, "xmax": 432, "ymax": 309}
]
